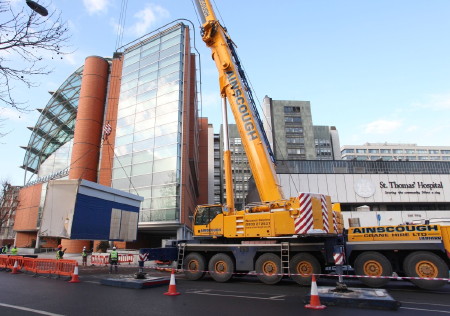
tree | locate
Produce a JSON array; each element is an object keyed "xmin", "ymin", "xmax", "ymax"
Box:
[
  {"xmin": 0, "ymin": 0, "xmax": 71, "ymax": 111},
  {"xmin": 0, "ymin": 179, "xmax": 19, "ymax": 240}
]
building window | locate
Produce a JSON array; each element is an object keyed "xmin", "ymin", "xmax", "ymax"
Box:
[
  {"xmin": 356, "ymin": 149, "xmax": 366, "ymax": 153},
  {"xmin": 393, "ymin": 149, "xmax": 404, "ymax": 154},
  {"xmin": 284, "ymin": 106, "xmax": 301, "ymax": 113},
  {"xmin": 285, "ymin": 127, "xmax": 303, "ymax": 134},
  {"xmin": 342, "ymin": 149, "xmax": 354, "ymax": 154},
  {"xmin": 287, "ymin": 137, "xmax": 305, "ymax": 144},
  {"xmin": 380, "ymin": 149, "xmax": 390, "ymax": 153},
  {"xmin": 284, "ymin": 116, "xmax": 302, "ymax": 123},
  {"xmin": 368, "ymin": 149, "xmax": 379, "ymax": 153},
  {"xmin": 429, "ymin": 150, "xmax": 439, "ymax": 154},
  {"xmin": 287, "ymin": 148, "xmax": 305, "ymax": 155},
  {"xmin": 441, "ymin": 150, "xmax": 450, "ymax": 154}
]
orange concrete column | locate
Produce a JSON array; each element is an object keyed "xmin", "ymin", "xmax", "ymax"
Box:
[
  {"xmin": 65, "ymin": 56, "xmax": 109, "ymax": 253},
  {"xmin": 60, "ymin": 240, "xmax": 91, "ymax": 254},
  {"xmin": 69, "ymin": 56, "xmax": 109, "ymax": 181},
  {"xmin": 98, "ymin": 53, "xmax": 123, "ymax": 186}
]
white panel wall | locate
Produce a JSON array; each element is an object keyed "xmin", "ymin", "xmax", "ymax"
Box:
[
  {"xmin": 279, "ymin": 174, "xmax": 450, "ymax": 204},
  {"xmin": 342, "ymin": 210, "xmax": 450, "ymax": 228}
]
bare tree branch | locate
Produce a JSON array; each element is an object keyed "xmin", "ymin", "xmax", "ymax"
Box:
[
  {"xmin": 0, "ymin": 0, "xmax": 71, "ymax": 112},
  {"xmin": 0, "ymin": 179, "xmax": 19, "ymax": 239}
]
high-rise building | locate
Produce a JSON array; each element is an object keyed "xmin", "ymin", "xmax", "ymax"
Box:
[
  {"xmin": 214, "ymin": 96, "xmax": 341, "ymax": 207},
  {"xmin": 12, "ymin": 23, "xmax": 207, "ymax": 252},
  {"xmin": 262, "ymin": 95, "xmax": 340, "ymax": 161},
  {"xmin": 218, "ymin": 124, "xmax": 251, "ymax": 210},
  {"xmin": 314, "ymin": 126, "xmax": 341, "ymax": 160}
]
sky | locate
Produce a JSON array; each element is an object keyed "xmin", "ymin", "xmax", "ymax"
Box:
[{"xmin": 1, "ymin": 0, "xmax": 450, "ymax": 186}]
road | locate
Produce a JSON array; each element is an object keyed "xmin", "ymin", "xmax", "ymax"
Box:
[{"xmin": 0, "ymin": 268, "xmax": 449, "ymax": 315}]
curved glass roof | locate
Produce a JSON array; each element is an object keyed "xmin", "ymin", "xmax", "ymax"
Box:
[{"xmin": 21, "ymin": 65, "xmax": 84, "ymax": 182}]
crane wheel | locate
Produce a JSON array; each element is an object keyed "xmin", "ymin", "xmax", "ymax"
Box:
[
  {"xmin": 183, "ymin": 252, "xmax": 206, "ymax": 280},
  {"xmin": 208, "ymin": 253, "xmax": 234, "ymax": 282},
  {"xmin": 289, "ymin": 253, "xmax": 321, "ymax": 286},
  {"xmin": 255, "ymin": 253, "xmax": 283, "ymax": 285},
  {"xmin": 403, "ymin": 251, "xmax": 448, "ymax": 290},
  {"xmin": 354, "ymin": 251, "xmax": 392, "ymax": 288}
]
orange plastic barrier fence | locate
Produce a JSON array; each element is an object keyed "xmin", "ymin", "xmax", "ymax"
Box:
[
  {"xmin": 0, "ymin": 255, "xmax": 8, "ymax": 268},
  {"xmin": 1, "ymin": 257, "xmax": 77, "ymax": 277},
  {"xmin": 35, "ymin": 259, "xmax": 57, "ymax": 275},
  {"xmin": 7, "ymin": 256, "xmax": 23, "ymax": 269},
  {"xmin": 90, "ymin": 254, "xmax": 109, "ymax": 266},
  {"xmin": 118, "ymin": 253, "xmax": 135, "ymax": 264},
  {"xmin": 22, "ymin": 258, "xmax": 37, "ymax": 273},
  {"xmin": 56, "ymin": 260, "xmax": 76, "ymax": 276},
  {"xmin": 91, "ymin": 253, "xmax": 136, "ymax": 265}
]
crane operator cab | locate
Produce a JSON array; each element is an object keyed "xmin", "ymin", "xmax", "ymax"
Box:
[{"xmin": 193, "ymin": 205, "xmax": 225, "ymax": 237}]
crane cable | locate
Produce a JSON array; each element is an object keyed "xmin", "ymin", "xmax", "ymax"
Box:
[
  {"xmin": 211, "ymin": 1, "xmax": 299, "ymax": 195},
  {"xmin": 115, "ymin": 0, "xmax": 129, "ymax": 50}
]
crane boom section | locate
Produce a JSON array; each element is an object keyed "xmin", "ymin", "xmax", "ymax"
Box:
[{"xmin": 195, "ymin": 0, "xmax": 284, "ymax": 202}]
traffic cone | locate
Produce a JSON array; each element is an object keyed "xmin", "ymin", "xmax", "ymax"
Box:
[
  {"xmin": 69, "ymin": 262, "xmax": 80, "ymax": 283},
  {"xmin": 164, "ymin": 269, "xmax": 180, "ymax": 296},
  {"xmin": 305, "ymin": 274, "xmax": 326, "ymax": 309},
  {"xmin": 11, "ymin": 260, "xmax": 20, "ymax": 274}
]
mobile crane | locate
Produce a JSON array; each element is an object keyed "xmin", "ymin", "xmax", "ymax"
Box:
[
  {"xmin": 152, "ymin": 0, "xmax": 344, "ymax": 286},
  {"xmin": 139, "ymin": 1, "xmax": 450, "ymax": 290}
]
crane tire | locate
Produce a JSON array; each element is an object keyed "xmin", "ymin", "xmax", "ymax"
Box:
[
  {"xmin": 354, "ymin": 251, "xmax": 392, "ymax": 288},
  {"xmin": 183, "ymin": 252, "xmax": 206, "ymax": 280},
  {"xmin": 208, "ymin": 253, "xmax": 234, "ymax": 282},
  {"xmin": 289, "ymin": 253, "xmax": 321, "ymax": 286},
  {"xmin": 403, "ymin": 251, "xmax": 448, "ymax": 290},
  {"xmin": 255, "ymin": 253, "xmax": 283, "ymax": 285}
]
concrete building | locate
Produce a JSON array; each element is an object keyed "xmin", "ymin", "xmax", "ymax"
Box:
[
  {"xmin": 341, "ymin": 143, "xmax": 450, "ymax": 161},
  {"xmin": 262, "ymin": 95, "xmax": 340, "ymax": 160},
  {"xmin": 275, "ymin": 160, "xmax": 450, "ymax": 226},
  {"xmin": 218, "ymin": 124, "xmax": 252, "ymax": 210},
  {"xmin": 0, "ymin": 184, "xmax": 20, "ymax": 247},
  {"xmin": 213, "ymin": 96, "xmax": 341, "ymax": 208},
  {"xmin": 12, "ymin": 23, "xmax": 208, "ymax": 252},
  {"xmin": 314, "ymin": 126, "xmax": 341, "ymax": 160}
]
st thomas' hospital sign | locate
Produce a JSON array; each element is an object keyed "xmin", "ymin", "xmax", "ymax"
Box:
[
  {"xmin": 353, "ymin": 178, "xmax": 445, "ymax": 198},
  {"xmin": 379, "ymin": 181, "xmax": 444, "ymax": 196}
]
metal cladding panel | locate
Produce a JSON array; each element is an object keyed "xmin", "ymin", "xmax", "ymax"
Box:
[
  {"xmin": 39, "ymin": 180, "xmax": 79, "ymax": 239},
  {"xmin": 279, "ymin": 174, "xmax": 449, "ymax": 203},
  {"xmin": 70, "ymin": 192, "xmax": 140, "ymax": 241},
  {"xmin": 79, "ymin": 179, "xmax": 143, "ymax": 207}
]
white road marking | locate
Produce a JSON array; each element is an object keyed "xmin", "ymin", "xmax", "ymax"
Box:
[
  {"xmin": 186, "ymin": 289, "xmax": 285, "ymax": 301},
  {"xmin": 401, "ymin": 307, "xmax": 450, "ymax": 314},
  {"xmin": 401, "ymin": 301, "xmax": 450, "ymax": 308},
  {"xmin": 0, "ymin": 303, "xmax": 64, "ymax": 316}
]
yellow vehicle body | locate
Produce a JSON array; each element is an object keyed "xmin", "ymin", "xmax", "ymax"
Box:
[
  {"xmin": 348, "ymin": 224, "xmax": 450, "ymax": 250},
  {"xmin": 348, "ymin": 224, "xmax": 443, "ymax": 240},
  {"xmin": 194, "ymin": 195, "xmax": 344, "ymax": 238}
]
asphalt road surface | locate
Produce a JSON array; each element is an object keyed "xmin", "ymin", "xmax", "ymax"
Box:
[{"xmin": 0, "ymin": 268, "xmax": 449, "ymax": 316}]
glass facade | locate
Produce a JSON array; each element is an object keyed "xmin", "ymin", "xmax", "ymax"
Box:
[
  {"xmin": 22, "ymin": 65, "xmax": 85, "ymax": 183},
  {"xmin": 276, "ymin": 160, "xmax": 450, "ymax": 174},
  {"xmin": 112, "ymin": 25, "xmax": 185, "ymax": 223}
]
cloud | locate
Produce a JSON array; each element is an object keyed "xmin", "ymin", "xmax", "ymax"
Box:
[
  {"xmin": 0, "ymin": 108, "xmax": 27, "ymax": 122},
  {"xmin": 83, "ymin": 0, "xmax": 109, "ymax": 15},
  {"xmin": 129, "ymin": 4, "xmax": 170, "ymax": 37},
  {"xmin": 363, "ymin": 119, "xmax": 402, "ymax": 134},
  {"xmin": 412, "ymin": 93, "xmax": 450, "ymax": 110}
]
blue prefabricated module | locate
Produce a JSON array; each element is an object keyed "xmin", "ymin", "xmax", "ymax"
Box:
[{"xmin": 40, "ymin": 179, "xmax": 143, "ymax": 241}]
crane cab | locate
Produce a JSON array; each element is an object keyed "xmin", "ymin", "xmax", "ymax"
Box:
[{"xmin": 193, "ymin": 204, "xmax": 225, "ymax": 237}]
